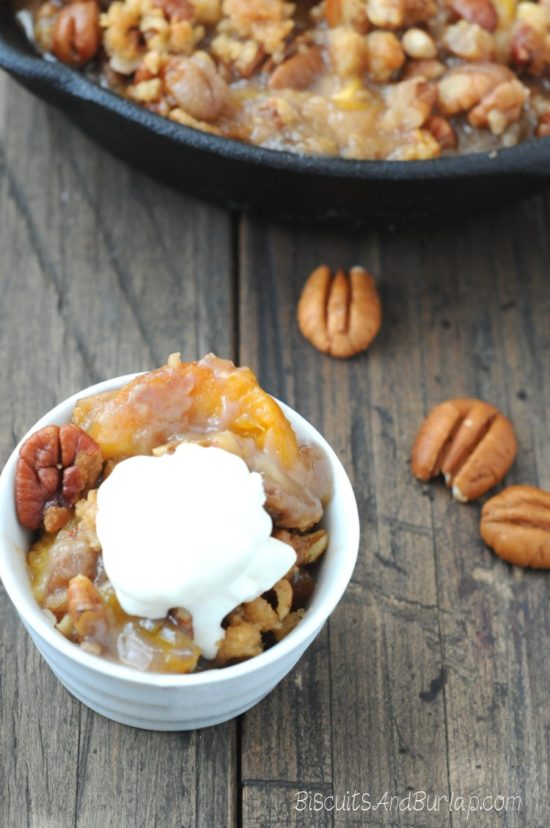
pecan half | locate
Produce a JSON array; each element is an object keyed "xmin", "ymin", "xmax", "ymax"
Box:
[
  {"xmin": 437, "ymin": 63, "xmax": 514, "ymax": 116},
  {"xmin": 411, "ymin": 398, "xmax": 517, "ymax": 501},
  {"xmin": 16, "ymin": 424, "xmax": 103, "ymax": 532},
  {"xmin": 297, "ymin": 265, "xmax": 382, "ymax": 358},
  {"xmin": 480, "ymin": 485, "xmax": 550, "ymax": 568},
  {"xmin": 52, "ymin": 1, "xmax": 100, "ymax": 66},
  {"xmin": 367, "ymin": 0, "xmax": 437, "ymax": 29}
]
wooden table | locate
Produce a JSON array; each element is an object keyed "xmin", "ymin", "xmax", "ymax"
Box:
[{"xmin": 1, "ymin": 70, "xmax": 549, "ymax": 828}]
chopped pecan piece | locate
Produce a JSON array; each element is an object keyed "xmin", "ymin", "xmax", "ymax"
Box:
[
  {"xmin": 411, "ymin": 398, "xmax": 517, "ymax": 501},
  {"xmin": 402, "ymin": 27, "xmax": 437, "ymax": 59},
  {"xmin": 218, "ymin": 573, "xmax": 299, "ymax": 662},
  {"xmin": 329, "ymin": 27, "xmax": 368, "ymax": 77},
  {"xmin": 29, "ymin": 517, "xmax": 100, "ymax": 604},
  {"xmin": 468, "ymin": 78, "xmax": 529, "ymax": 135},
  {"xmin": 365, "ymin": 31, "xmax": 405, "ymax": 82},
  {"xmin": 272, "ymin": 578, "xmax": 293, "ymax": 620},
  {"xmin": 153, "ymin": 0, "xmax": 195, "ymax": 21},
  {"xmin": 326, "ymin": 0, "xmax": 370, "ymax": 31},
  {"xmin": 443, "ymin": 21, "xmax": 495, "ymax": 62},
  {"xmin": 67, "ymin": 574, "xmax": 108, "ymax": 641},
  {"xmin": 511, "ymin": 3, "xmax": 550, "ymax": 76},
  {"xmin": 381, "ymin": 77, "xmax": 437, "ymax": 130},
  {"xmin": 268, "ymin": 46, "xmax": 323, "ymax": 90},
  {"xmin": 273, "ymin": 609, "xmax": 304, "ymax": 641},
  {"xmin": 241, "ymin": 596, "xmax": 280, "ymax": 631},
  {"xmin": 171, "ymin": 607, "xmax": 194, "ymax": 637},
  {"xmin": 480, "ymin": 485, "xmax": 550, "ymax": 568},
  {"xmin": 449, "ymin": 0, "xmax": 497, "ymax": 32},
  {"xmin": 426, "ymin": 114, "xmax": 457, "ymax": 148},
  {"xmin": 164, "ymin": 52, "xmax": 231, "ymax": 121},
  {"xmin": 241, "ymin": 578, "xmax": 293, "ymax": 630},
  {"xmin": 210, "ymin": 33, "xmax": 265, "ymax": 79},
  {"xmin": 403, "ymin": 58, "xmax": 445, "ymax": 80},
  {"xmin": 402, "ymin": 60, "xmax": 445, "ymax": 80},
  {"xmin": 437, "ymin": 63, "xmax": 515, "ymax": 116},
  {"xmin": 16, "ymin": 424, "xmax": 103, "ymax": 531},
  {"xmin": 217, "ymin": 620, "xmax": 263, "ymax": 661},
  {"xmin": 273, "ymin": 528, "xmax": 329, "ymax": 566},
  {"xmin": 52, "ymin": 0, "xmax": 100, "ymax": 65},
  {"xmin": 220, "ymin": 0, "xmax": 294, "ymax": 54},
  {"xmin": 366, "ymin": 0, "xmax": 436, "ymax": 29},
  {"xmin": 388, "ymin": 127, "xmax": 441, "ymax": 159},
  {"xmin": 298, "ymin": 265, "xmax": 382, "ymax": 359}
]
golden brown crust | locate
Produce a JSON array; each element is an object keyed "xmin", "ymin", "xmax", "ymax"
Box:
[
  {"xmin": 297, "ymin": 265, "xmax": 382, "ymax": 359},
  {"xmin": 480, "ymin": 485, "xmax": 550, "ymax": 568},
  {"xmin": 216, "ymin": 619, "xmax": 263, "ymax": 661},
  {"xmin": 411, "ymin": 397, "xmax": 517, "ymax": 501}
]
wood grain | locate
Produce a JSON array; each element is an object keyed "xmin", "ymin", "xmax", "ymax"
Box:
[
  {"xmin": 1, "ymin": 66, "xmax": 550, "ymax": 828},
  {"xmin": 237, "ymin": 209, "xmax": 549, "ymax": 826},
  {"xmin": 0, "ymin": 76, "xmax": 236, "ymax": 828},
  {"xmin": 238, "ymin": 219, "xmax": 450, "ymax": 827}
]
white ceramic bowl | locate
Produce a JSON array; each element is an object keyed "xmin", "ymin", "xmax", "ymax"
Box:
[{"xmin": 0, "ymin": 374, "xmax": 359, "ymax": 730}]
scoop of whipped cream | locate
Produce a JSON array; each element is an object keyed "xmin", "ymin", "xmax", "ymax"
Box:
[{"xmin": 95, "ymin": 443, "xmax": 296, "ymax": 659}]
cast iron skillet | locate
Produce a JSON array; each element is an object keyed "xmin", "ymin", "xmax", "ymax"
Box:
[{"xmin": 1, "ymin": 4, "xmax": 549, "ymax": 222}]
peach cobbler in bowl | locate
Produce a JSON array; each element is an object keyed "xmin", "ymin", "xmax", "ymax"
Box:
[
  {"xmin": 8, "ymin": 354, "xmax": 338, "ymax": 677},
  {"xmin": 14, "ymin": 0, "xmax": 550, "ymax": 160},
  {"xmin": 0, "ymin": 353, "xmax": 359, "ymax": 728}
]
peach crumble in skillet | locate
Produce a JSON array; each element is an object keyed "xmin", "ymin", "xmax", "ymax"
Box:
[
  {"xmin": 15, "ymin": 354, "xmax": 332, "ymax": 673},
  {"xmin": 13, "ymin": 0, "xmax": 550, "ymax": 160}
]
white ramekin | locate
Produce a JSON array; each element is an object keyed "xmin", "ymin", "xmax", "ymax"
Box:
[{"xmin": 0, "ymin": 374, "xmax": 359, "ymax": 730}]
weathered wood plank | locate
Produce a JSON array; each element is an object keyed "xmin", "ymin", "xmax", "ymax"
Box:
[
  {"xmin": 0, "ymin": 75, "xmax": 82, "ymax": 828},
  {"xmin": 416, "ymin": 197, "xmax": 550, "ymax": 828},
  {"xmin": 0, "ymin": 75, "xmax": 236, "ymax": 828},
  {"xmin": 242, "ymin": 782, "xmax": 334, "ymax": 827},
  {"xmin": 240, "ymin": 631, "xmax": 333, "ymax": 787},
  {"xmin": 238, "ymin": 199, "xmax": 550, "ymax": 827},
  {"xmin": 237, "ymin": 218, "xmax": 450, "ymax": 826},
  {"xmin": 238, "ymin": 221, "xmax": 339, "ymax": 798}
]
